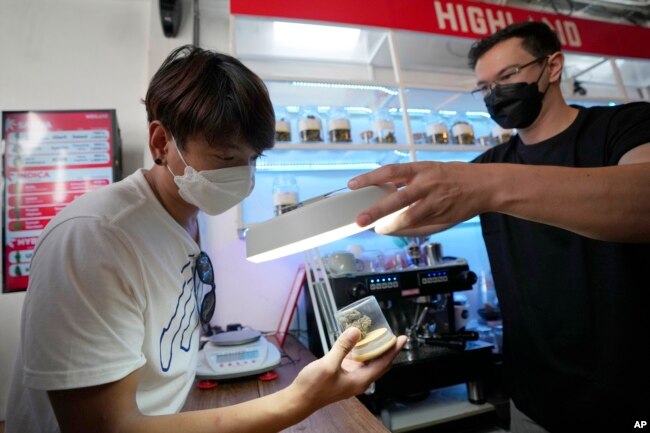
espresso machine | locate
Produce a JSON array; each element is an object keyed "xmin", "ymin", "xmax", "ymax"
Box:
[{"xmin": 304, "ymin": 251, "xmax": 494, "ymax": 406}]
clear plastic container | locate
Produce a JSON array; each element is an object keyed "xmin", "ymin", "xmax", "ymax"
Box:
[
  {"xmin": 336, "ymin": 296, "xmax": 397, "ymax": 361},
  {"xmin": 274, "ymin": 107, "xmax": 292, "ymax": 143},
  {"xmin": 298, "ymin": 106, "xmax": 323, "ymax": 143},
  {"xmin": 327, "ymin": 108, "xmax": 352, "ymax": 143}
]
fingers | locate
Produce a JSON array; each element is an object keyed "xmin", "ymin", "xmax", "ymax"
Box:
[
  {"xmin": 349, "ymin": 164, "xmax": 428, "ymax": 227},
  {"xmin": 326, "ymin": 327, "xmax": 361, "ymax": 367},
  {"xmin": 355, "ymin": 187, "xmax": 416, "ymax": 227},
  {"xmin": 374, "ymin": 335, "xmax": 406, "ymax": 363},
  {"xmin": 352, "ymin": 335, "xmax": 407, "ymax": 382},
  {"xmin": 374, "ymin": 206, "xmax": 410, "ymax": 234},
  {"xmin": 348, "ymin": 164, "xmax": 415, "ymax": 191}
]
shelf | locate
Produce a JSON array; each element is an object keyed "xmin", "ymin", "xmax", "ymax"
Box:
[
  {"xmin": 256, "ymin": 147, "xmax": 411, "ymax": 172},
  {"xmin": 381, "ymin": 384, "xmax": 496, "ymax": 433},
  {"xmin": 414, "ymin": 144, "xmax": 492, "ymax": 152},
  {"xmin": 271, "ymin": 143, "xmax": 407, "ymax": 151}
]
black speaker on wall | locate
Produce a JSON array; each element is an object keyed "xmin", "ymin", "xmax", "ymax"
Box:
[{"xmin": 160, "ymin": 0, "xmax": 182, "ymax": 38}]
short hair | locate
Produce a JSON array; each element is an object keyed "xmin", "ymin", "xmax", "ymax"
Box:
[
  {"xmin": 144, "ymin": 45, "xmax": 274, "ymax": 154},
  {"xmin": 468, "ymin": 22, "xmax": 562, "ymax": 69}
]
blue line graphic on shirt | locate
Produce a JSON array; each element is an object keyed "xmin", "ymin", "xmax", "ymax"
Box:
[{"xmin": 159, "ymin": 253, "xmax": 203, "ymax": 372}]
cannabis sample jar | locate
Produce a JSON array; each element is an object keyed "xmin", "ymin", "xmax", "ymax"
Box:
[
  {"xmin": 426, "ymin": 113, "xmax": 449, "ymax": 144},
  {"xmin": 491, "ymin": 124, "xmax": 514, "ymax": 145},
  {"xmin": 372, "ymin": 110, "xmax": 397, "ymax": 143},
  {"xmin": 450, "ymin": 116, "xmax": 475, "ymax": 145},
  {"xmin": 336, "ymin": 295, "xmax": 397, "ymax": 362},
  {"xmin": 272, "ymin": 175, "xmax": 299, "ymax": 216},
  {"xmin": 328, "ymin": 108, "xmax": 352, "ymax": 143},
  {"xmin": 298, "ymin": 107, "xmax": 323, "ymax": 143},
  {"xmin": 274, "ymin": 108, "xmax": 292, "ymax": 143}
]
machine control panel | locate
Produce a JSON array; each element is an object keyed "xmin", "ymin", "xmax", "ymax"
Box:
[
  {"xmin": 367, "ymin": 275, "xmax": 399, "ymax": 292},
  {"xmin": 329, "ymin": 259, "xmax": 476, "ymax": 307},
  {"xmin": 418, "ymin": 269, "xmax": 450, "ymax": 286}
]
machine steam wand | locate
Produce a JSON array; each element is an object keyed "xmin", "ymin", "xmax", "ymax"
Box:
[{"xmin": 404, "ymin": 305, "xmax": 429, "ymax": 351}]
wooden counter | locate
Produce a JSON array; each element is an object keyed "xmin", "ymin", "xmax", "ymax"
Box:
[{"xmin": 182, "ymin": 334, "xmax": 389, "ymax": 433}]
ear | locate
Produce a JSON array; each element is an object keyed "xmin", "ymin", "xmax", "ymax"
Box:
[
  {"xmin": 547, "ymin": 51, "xmax": 564, "ymax": 84},
  {"xmin": 148, "ymin": 121, "xmax": 172, "ymax": 165}
]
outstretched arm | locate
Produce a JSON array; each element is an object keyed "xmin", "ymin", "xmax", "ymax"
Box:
[
  {"xmin": 49, "ymin": 328, "xmax": 406, "ymax": 433},
  {"xmin": 349, "ymin": 143, "xmax": 650, "ymax": 242}
]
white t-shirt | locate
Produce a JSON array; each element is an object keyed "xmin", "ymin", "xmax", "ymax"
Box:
[{"xmin": 6, "ymin": 169, "xmax": 204, "ymax": 433}]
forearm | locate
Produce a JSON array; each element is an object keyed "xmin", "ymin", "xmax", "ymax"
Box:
[
  {"xmin": 121, "ymin": 384, "xmax": 314, "ymax": 433},
  {"xmin": 53, "ymin": 329, "xmax": 403, "ymax": 433},
  {"xmin": 487, "ymin": 162, "xmax": 650, "ymax": 242},
  {"xmin": 375, "ymin": 223, "xmax": 455, "ymax": 237},
  {"xmin": 52, "ymin": 377, "xmax": 315, "ymax": 433}
]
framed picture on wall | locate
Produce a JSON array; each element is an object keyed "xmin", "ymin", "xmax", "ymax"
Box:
[{"xmin": 1, "ymin": 110, "xmax": 122, "ymax": 293}]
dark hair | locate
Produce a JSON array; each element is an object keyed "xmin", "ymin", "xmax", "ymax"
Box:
[
  {"xmin": 468, "ymin": 22, "xmax": 562, "ymax": 69},
  {"xmin": 144, "ymin": 45, "xmax": 274, "ymax": 154}
]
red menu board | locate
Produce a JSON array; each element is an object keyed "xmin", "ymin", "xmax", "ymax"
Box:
[{"xmin": 2, "ymin": 110, "xmax": 122, "ymax": 293}]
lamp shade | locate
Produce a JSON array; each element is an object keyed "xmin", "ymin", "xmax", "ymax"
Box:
[{"xmin": 246, "ymin": 184, "xmax": 397, "ymax": 263}]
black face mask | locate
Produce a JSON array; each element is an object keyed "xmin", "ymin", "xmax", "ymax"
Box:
[{"xmin": 484, "ymin": 65, "xmax": 548, "ymax": 129}]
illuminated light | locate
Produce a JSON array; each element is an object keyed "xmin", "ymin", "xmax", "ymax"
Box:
[
  {"xmin": 286, "ymin": 106, "xmax": 300, "ymax": 113},
  {"xmin": 438, "ymin": 110, "xmax": 457, "ymax": 116},
  {"xmin": 247, "ymin": 185, "xmax": 403, "ymax": 263},
  {"xmin": 291, "ymin": 81, "xmax": 399, "ymax": 96},
  {"xmin": 344, "ymin": 106, "xmax": 373, "ymax": 114},
  {"xmin": 256, "ymin": 161, "xmax": 381, "ymax": 172},
  {"xmin": 389, "ymin": 108, "xmax": 431, "ymax": 115},
  {"xmin": 408, "ymin": 108, "xmax": 432, "ymax": 115},
  {"xmin": 273, "ymin": 21, "xmax": 361, "ymax": 52},
  {"xmin": 465, "ymin": 111, "xmax": 491, "ymax": 118}
]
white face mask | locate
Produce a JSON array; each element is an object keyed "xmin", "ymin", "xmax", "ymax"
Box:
[{"xmin": 167, "ymin": 138, "xmax": 255, "ymax": 216}]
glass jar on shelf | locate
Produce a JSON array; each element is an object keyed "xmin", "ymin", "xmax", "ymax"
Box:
[
  {"xmin": 272, "ymin": 175, "xmax": 299, "ymax": 216},
  {"xmin": 372, "ymin": 109, "xmax": 397, "ymax": 143},
  {"xmin": 425, "ymin": 112, "xmax": 449, "ymax": 144},
  {"xmin": 298, "ymin": 106, "xmax": 323, "ymax": 143},
  {"xmin": 491, "ymin": 124, "xmax": 515, "ymax": 145},
  {"xmin": 450, "ymin": 114, "xmax": 475, "ymax": 145},
  {"xmin": 274, "ymin": 107, "xmax": 292, "ymax": 143},
  {"xmin": 360, "ymin": 129, "xmax": 374, "ymax": 144},
  {"xmin": 472, "ymin": 116, "xmax": 493, "ymax": 147},
  {"xmin": 327, "ymin": 108, "xmax": 352, "ymax": 143}
]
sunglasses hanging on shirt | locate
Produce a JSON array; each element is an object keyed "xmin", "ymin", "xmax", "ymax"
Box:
[{"xmin": 195, "ymin": 251, "xmax": 216, "ymax": 327}]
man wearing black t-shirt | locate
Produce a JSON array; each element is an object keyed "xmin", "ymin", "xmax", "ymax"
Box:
[{"xmin": 348, "ymin": 22, "xmax": 650, "ymax": 432}]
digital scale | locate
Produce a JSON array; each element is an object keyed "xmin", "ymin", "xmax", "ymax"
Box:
[{"xmin": 196, "ymin": 329, "xmax": 281, "ymax": 380}]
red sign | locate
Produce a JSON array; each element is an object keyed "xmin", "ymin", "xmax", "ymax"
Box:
[
  {"xmin": 231, "ymin": 0, "xmax": 650, "ymax": 60},
  {"xmin": 2, "ymin": 111, "xmax": 119, "ymax": 292}
]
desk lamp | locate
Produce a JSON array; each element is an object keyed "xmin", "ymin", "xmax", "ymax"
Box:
[
  {"xmin": 246, "ymin": 184, "xmax": 398, "ymax": 263},
  {"xmin": 245, "ymin": 184, "xmax": 402, "ymax": 354}
]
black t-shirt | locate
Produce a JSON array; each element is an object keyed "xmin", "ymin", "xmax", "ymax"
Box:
[{"xmin": 474, "ymin": 102, "xmax": 650, "ymax": 431}]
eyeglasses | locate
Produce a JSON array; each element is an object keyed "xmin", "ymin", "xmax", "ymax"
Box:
[
  {"xmin": 195, "ymin": 251, "xmax": 215, "ymax": 325},
  {"xmin": 471, "ymin": 56, "xmax": 548, "ymax": 98}
]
